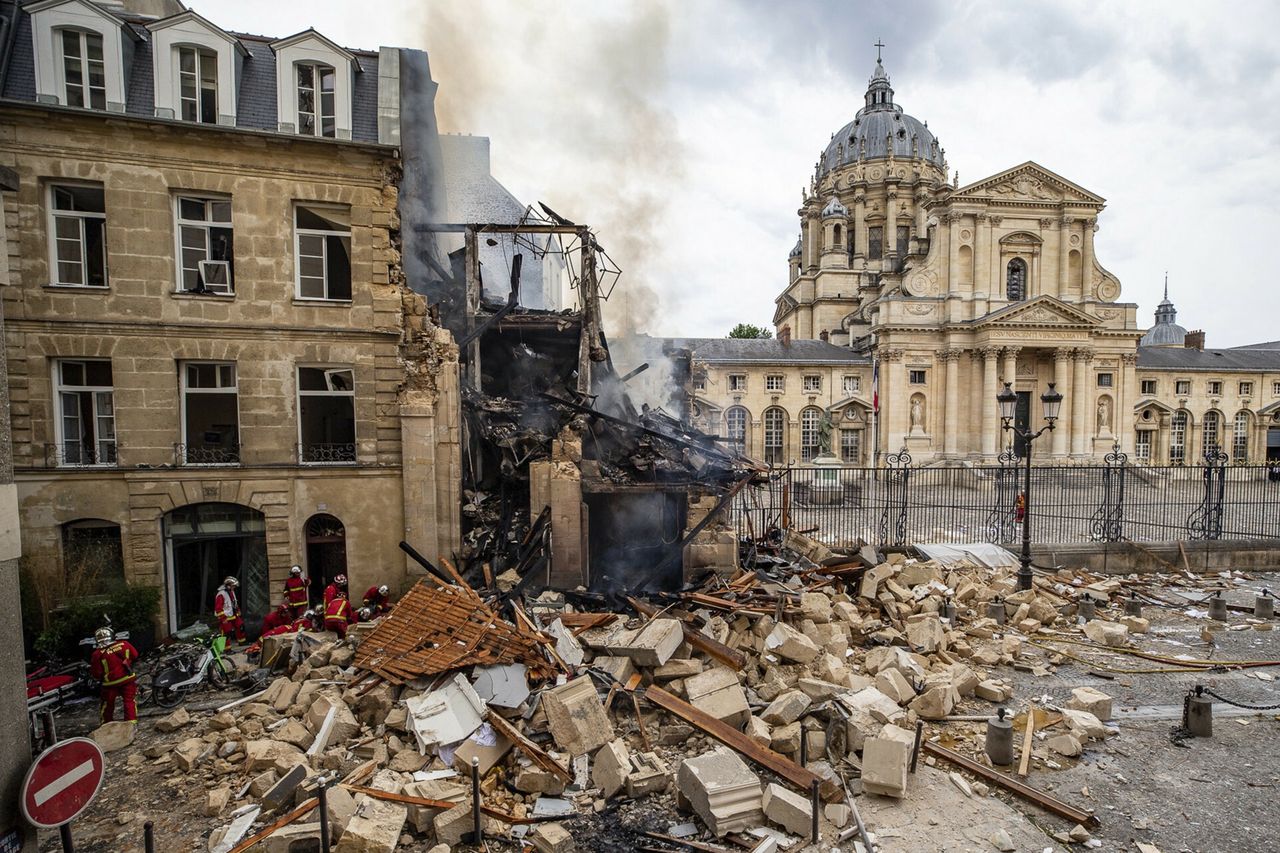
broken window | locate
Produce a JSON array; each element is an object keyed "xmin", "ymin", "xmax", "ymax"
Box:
[
  {"xmin": 176, "ymin": 195, "xmax": 234, "ymax": 293},
  {"xmin": 763, "ymin": 406, "xmax": 786, "ymax": 465},
  {"xmin": 62, "ymin": 519, "xmax": 124, "ymax": 593},
  {"xmin": 1207, "ymin": 380, "xmax": 1222, "ymax": 396},
  {"xmin": 724, "ymin": 406, "xmax": 747, "ymax": 452},
  {"xmin": 177, "ymin": 46, "xmax": 218, "ymax": 124},
  {"xmin": 842, "ymin": 375, "xmax": 860, "ymax": 395},
  {"xmin": 181, "ymin": 362, "xmax": 239, "ymax": 464},
  {"xmin": 1175, "ymin": 380, "xmax": 1190, "ymax": 396},
  {"xmin": 800, "ymin": 407, "xmax": 821, "ymax": 461},
  {"xmin": 728, "ymin": 374, "xmax": 746, "ymax": 392},
  {"xmin": 298, "ymin": 366, "xmax": 356, "ymax": 463},
  {"xmin": 297, "ymin": 62, "xmax": 336, "ymax": 138},
  {"xmin": 765, "ymin": 374, "xmax": 784, "ymax": 392},
  {"xmin": 49, "ymin": 183, "xmax": 106, "ymax": 287},
  {"xmin": 54, "ymin": 359, "xmax": 115, "ymax": 466},
  {"xmin": 295, "ymin": 205, "xmax": 352, "ymax": 300},
  {"xmin": 802, "ymin": 375, "xmax": 821, "ymax": 393},
  {"xmin": 60, "ymin": 29, "xmax": 106, "ymax": 110},
  {"xmin": 867, "ymin": 226, "xmax": 883, "ymax": 260},
  {"xmin": 840, "ymin": 428, "xmax": 861, "ymax": 463}
]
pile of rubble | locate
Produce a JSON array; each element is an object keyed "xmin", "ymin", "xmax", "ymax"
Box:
[{"xmin": 97, "ymin": 533, "xmax": 1268, "ymax": 852}]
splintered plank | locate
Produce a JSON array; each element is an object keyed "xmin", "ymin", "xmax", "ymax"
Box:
[{"xmin": 485, "ymin": 710, "xmax": 572, "ymax": 782}]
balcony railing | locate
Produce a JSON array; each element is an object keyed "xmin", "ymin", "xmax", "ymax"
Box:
[
  {"xmin": 174, "ymin": 443, "xmax": 241, "ymax": 466},
  {"xmin": 297, "ymin": 442, "xmax": 357, "ymax": 465},
  {"xmin": 44, "ymin": 441, "xmax": 118, "ymax": 468}
]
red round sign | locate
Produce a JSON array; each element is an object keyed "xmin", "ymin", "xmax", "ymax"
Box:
[{"xmin": 20, "ymin": 738, "xmax": 106, "ymax": 829}]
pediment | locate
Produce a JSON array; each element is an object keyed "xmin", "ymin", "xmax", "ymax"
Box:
[
  {"xmin": 831, "ymin": 396, "xmax": 872, "ymax": 421},
  {"xmin": 271, "ymin": 29, "xmax": 361, "ymax": 70},
  {"xmin": 147, "ymin": 10, "xmax": 249, "ymax": 55},
  {"xmin": 977, "ymin": 295, "xmax": 1100, "ymax": 329},
  {"xmin": 951, "ymin": 161, "xmax": 1105, "ymax": 205}
]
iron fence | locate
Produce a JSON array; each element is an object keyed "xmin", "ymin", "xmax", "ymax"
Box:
[{"xmin": 732, "ymin": 446, "xmax": 1280, "ymax": 549}]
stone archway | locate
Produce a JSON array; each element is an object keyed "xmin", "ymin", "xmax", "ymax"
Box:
[
  {"xmin": 305, "ymin": 513, "xmax": 347, "ymax": 604},
  {"xmin": 162, "ymin": 502, "xmax": 267, "ymax": 633}
]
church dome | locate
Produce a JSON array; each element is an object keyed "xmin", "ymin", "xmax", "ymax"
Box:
[
  {"xmin": 1139, "ymin": 283, "xmax": 1187, "ymax": 347},
  {"xmin": 818, "ymin": 57, "xmax": 943, "ymax": 177}
]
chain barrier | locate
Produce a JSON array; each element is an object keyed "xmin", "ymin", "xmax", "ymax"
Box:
[{"xmin": 1200, "ymin": 686, "xmax": 1280, "ymax": 711}]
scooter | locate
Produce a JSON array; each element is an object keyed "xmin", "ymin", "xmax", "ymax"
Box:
[{"xmin": 150, "ymin": 632, "xmax": 233, "ymax": 708}]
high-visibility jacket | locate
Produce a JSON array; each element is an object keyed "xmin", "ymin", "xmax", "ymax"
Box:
[
  {"xmin": 362, "ymin": 586, "xmax": 390, "ymax": 612},
  {"xmin": 90, "ymin": 640, "xmax": 139, "ymax": 687},
  {"xmin": 323, "ymin": 583, "xmax": 344, "ymax": 609},
  {"xmin": 262, "ymin": 606, "xmax": 291, "ymax": 633},
  {"xmin": 214, "ymin": 587, "xmax": 239, "ymax": 619},
  {"xmin": 290, "ymin": 616, "xmax": 314, "ymax": 632},
  {"xmin": 283, "ymin": 576, "xmax": 309, "ymax": 607},
  {"xmin": 324, "ymin": 596, "xmax": 353, "ymax": 627}
]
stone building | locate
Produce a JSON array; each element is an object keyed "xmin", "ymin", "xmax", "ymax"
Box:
[{"xmin": 0, "ymin": 0, "xmax": 459, "ymax": 634}]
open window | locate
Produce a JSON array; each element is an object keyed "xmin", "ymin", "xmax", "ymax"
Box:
[
  {"xmin": 146, "ymin": 10, "xmax": 244, "ymax": 125},
  {"xmin": 298, "ymin": 367, "xmax": 355, "ymax": 463},
  {"xmin": 177, "ymin": 46, "xmax": 218, "ymax": 123},
  {"xmin": 295, "ymin": 205, "xmax": 351, "ymax": 300},
  {"xmin": 180, "ymin": 362, "xmax": 239, "ymax": 464},
  {"xmin": 296, "ymin": 62, "xmax": 336, "ymax": 138},
  {"xmin": 271, "ymin": 30, "xmax": 357, "ymax": 139},
  {"xmin": 175, "ymin": 195, "xmax": 233, "ymax": 293},
  {"xmin": 48, "ymin": 183, "xmax": 106, "ymax": 287},
  {"xmin": 53, "ymin": 359, "xmax": 115, "ymax": 466}
]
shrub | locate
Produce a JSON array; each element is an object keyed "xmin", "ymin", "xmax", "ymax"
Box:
[{"xmin": 32, "ymin": 583, "xmax": 162, "ymax": 662}]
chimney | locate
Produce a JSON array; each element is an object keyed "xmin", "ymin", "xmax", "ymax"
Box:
[
  {"xmin": 1185, "ymin": 330, "xmax": 1205, "ymax": 351},
  {"xmin": 778, "ymin": 325, "xmax": 792, "ymax": 348}
]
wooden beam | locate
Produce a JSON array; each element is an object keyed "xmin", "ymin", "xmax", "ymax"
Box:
[
  {"xmin": 225, "ymin": 799, "xmax": 318, "ymax": 853},
  {"xmin": 1018, "ymin": 707, "xmax": 1036, "ymax": 777},
  {"xmin": 345, "ymin": 783, "xmax": 553, "ymax": 825},
  {"xmin": 629, "ymin": 597, "xmax": 747, "ymax": 671},
  {"xmin": 485, "ymin": 710, "xmax": 572, "ymax": 782}
]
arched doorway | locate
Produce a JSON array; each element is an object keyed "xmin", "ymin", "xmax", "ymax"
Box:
[
  {"xmin": 163, "ymin": 503, "xmax": 267, "ymax": 632},
  {"xmin": 305, "ymin": 513, "xmax": 347, "ymax": 605}
]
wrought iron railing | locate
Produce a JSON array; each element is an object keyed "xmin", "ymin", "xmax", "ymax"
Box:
[
  {"xmin": 297, "ymin": 442, "xmax": 357, "ymax": 464},
  {"xmin": 733, "ymin": 448, "xmax": 1280, "ymax": 548},
  {"xmin": 44, "ymin": 441, "xmax": 118, "ymax": 468},
  {"xmin": 174, "ymin": 443, "xmax": 240, "ymax": 465}
]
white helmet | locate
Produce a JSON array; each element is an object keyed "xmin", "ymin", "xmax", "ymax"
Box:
[
  {"xmin": 334, "ymin": 574, "xmax": 347, "ymax": 586},
  {"xmin": 94, "ymin": 627, "xmax": 114, "ymax": 648},
  {"xmin": 290, "ymin": 565, "xmax": 302, "ymax": 576},
  {"xmin": 358, "ymin": 608, "xmax": 372, "ymax": 621},
  {"xmin": 378, "ymin": 585, "xmax": 389, "ymax": 596},
  {"xmin": 223, "ymin": 576, "xmax": 238, "ymax": 588},
  {"xmin": 303, "ymin": 609, "xmax": 316, "ymax": 621}
]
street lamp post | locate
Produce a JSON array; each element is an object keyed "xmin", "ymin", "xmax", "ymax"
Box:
[{"xmin": 997, "ymin": 381, "xmax": 1063, "ymax": 591}]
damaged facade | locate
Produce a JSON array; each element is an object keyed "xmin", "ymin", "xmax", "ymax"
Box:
[{"xmin": 0, "ymin": 0, "xmax": 459, "ymax": 632}]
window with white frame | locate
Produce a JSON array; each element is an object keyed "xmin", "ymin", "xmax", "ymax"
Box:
[
  {"xmin": 692, "ymin": 375, "xmax": 706, "ymax": 391},
  {"xmin": 1140, "ymin": 379, "xmax": 1157, "ymax": 395},
  {"xmin": 802, "ymin": 375, "xmax": 821, "ymax": 393},
  {"xmin": 180, "ymin": 362, "xmax": 239, "ymax": 464},
  {"xmin": 1233, "ymin": 410, "xmax": 1250, "ymax": 462},
  {"xmin": 175, "ymin": 195, "xmax": 234, "ymax": 293},
  {"xmin": 724, "ymin": 406, "xmax": 747, "ymax": 451},
  {"xmin": 800, "ymin": 407, "xmax": 821, "ymax": 461},
  {"xmin": 765, "ymin": 374, "xmax": 784, "ymax": 392},
  {"xmin": 296, "ymin": 62, "xmax": 336, "ymax": 138},
  {"xmin": 1170, "ymin": 410, "xmax": 1187, "ymax": 464},
  {"xmin": 1175, "ymin": 379, "xmax": 1191, "ymax": 396},
  {"xmin": 177, "ymin": 46, "xmax": 218, "ymax": 123},
  {"xmin": 60, "ymin": 29, "xmax": 106, "ymax": 110},
  {"xmin": 49, "ymin": 183, "xmax": 106, "ymax": 287},
  {"xmin": 1239, "ymin": 381, "xmax": 1253, "ymax": 396},
  {"xmin": 1207, "ymin": 380, "xmax": 1222, "ymax": 396},
  {"xmin": 54, "ymin": 359, "xmax": 115, "ymax": 466},
  {"xmin": 1202, "ymin": 410, "xmax": 1221, "ymax": 455},
  {"xmin": 728, "ymin": 374, "xmax": 746, "ymax": 392},
  {"xmin": 840, "ymin": 428, "xmax": 861, "ymax": 463},
  {"xmin": 1135, "ymin": 430, "xmax": 1151, "ymax": 462},
  {"xmin": 295, "ymin": 205, "xmax": 351, "ymax": 300},
  {"xmin": 842, "ymin": 375, "xmax": 860, "ymax": 395},
  {"xmin": 298, "ymin": 367, "xmax": 356, "ymax": 463},
  {"xmin": 763, "ymin": 407, "xmax": 786, "ymax": 465}
]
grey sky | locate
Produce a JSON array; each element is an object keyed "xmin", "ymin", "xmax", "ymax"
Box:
[{"xmin": 214, "ymin": 0, "xmax": 1280, "ymax": 346}]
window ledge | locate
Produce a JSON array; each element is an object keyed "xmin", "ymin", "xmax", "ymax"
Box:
[
  {"xmin": 171, "ymin": 290, "xmax": 235, "ymax": 300},
  {"xmin": 292, "ymin": 297, "xmax": 354, "ymax": 307},
  {"xmin": 44, "ymin": 283, "xmax": 110, "ymax": 292}
]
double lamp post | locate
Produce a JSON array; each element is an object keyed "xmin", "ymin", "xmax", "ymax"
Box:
[{"xmin": 996, "ymin": 380, "xmax": 1064, "ymax": 591}]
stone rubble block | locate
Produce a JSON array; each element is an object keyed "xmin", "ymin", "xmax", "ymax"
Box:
[
  {"xmin": 764, "ymin": 622, "xmax": 820, "ymax": 664},
  {"xmin": 762, "ymin": 782, "xmax": 813, "ymax": 836},
  {"xmin": 676, "ymin": 747, "xmax": 764, "ymax": 837},
  {"xmin": 1082, "ymin": 619, "xmax": 1129, "ymax": 647},
  {"xmin": 684, "ymin": 667, "xmax": 751, "ymax": 728},
  {"xmin": 761, "ymin": 689, "xmax": 811, "ymax": 725},
  {"xmin": 1066, "ymin": 686, "xmax": 1113, "ymax": 721},
  {"xmin": 861, "ymin": 736, "xmax": 911, "ymax": 798},
  {"xmin": 592, "ymin": 738, "xmax": 631, "ymax": 799},
  {"xmin": 542, "ymin": 676, "xmax": 615, "ymax": 756}
]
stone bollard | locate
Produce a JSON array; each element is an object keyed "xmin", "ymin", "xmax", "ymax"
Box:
[
  {"xmin": 1208, "ymin": 595, "xmax": 1228, "ymax": 621},
  {"xmin": 1125, "ymin": 597, "xmax": 1143, "ymax": 618},
  {"xmin": 1187, "ymin": 687, "xmax": 1213, "ymax": 738},
  {"xmin": 1255, "ymin": 590, "xmax": 1274, "ymax": 620},
  {"xmin": 1078, "ymin": 595, "xmax": 1097, "ymax": 622},
  {"xmin": 985, "ymin": 708, "xmax": 1014, "ymax": 766},
  {"xmin": 986, "ymin": 598, "xmax": 1006, "ymax": 625}
]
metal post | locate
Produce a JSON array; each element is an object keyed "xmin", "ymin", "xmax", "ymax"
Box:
[
  {"xmin": 1019, "ymin": 435, "xmax": 1034, "ymax": 590},
  {"xmin": 43, "ymin": 712, "xmax": 75, "ymax": 853},
  {"xmin": 317, "ymin": 783, "xmax": 331, "ymax": 853},
  {"xmin": 809, "ymin": 779, "xmax": 820, "ymax": 843},
  {"xmin": 143, "ymin": 821, "xmax": 155, "ymax": 853},
  {"xmin": 909, "ymin": 720, "xmax": 924, "ymax": 773},
  {"xmin": 469, "ymin": 756, "xmax": 482, "ymax": 844}
]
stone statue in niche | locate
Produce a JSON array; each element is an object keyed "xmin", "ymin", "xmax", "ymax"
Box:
[
  {"xmin": 1096, "ymin": 397, "xmax": 1112, "ymax": 433},
  {"xmin": 910, "ymin": 395, "xmax": 925, "ymax": 434}
]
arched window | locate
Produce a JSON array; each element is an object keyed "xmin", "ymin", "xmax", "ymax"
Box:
[
  {"xmin": 1006, "ymin": 258, "xmax": 1027, "ymax": 301},
  {"xmin": 1202, "ymin": 411, "xmax": 1221, "ymax": 457},
  {"xmin": 1170, "ymin": 410, "xmax": 1188, "ymax": 464},
  {"xmin": 1233, "ymin": 410, "xmax": 1251, "ymax": 462},
  {"xmin": 763, "ymin": 407, "xmax": 786, "ymax": 465},
  {"xmin": 62, "ymin": 519, "xmax": 124, "ymax": 595},
  {"xmin": 724, "ymin": 407, "xmax": 748, "ymax": 452},
  {"xmin": 800, "ymin": 407, "xmax": 822, "ymax": 461},
  {"xmin": 305, "ymin": 513, "xmax": 347, "ymax": 598},
  {"xmin": 832, "ymin": 224, "xmax": 842, "ymax": 248}
]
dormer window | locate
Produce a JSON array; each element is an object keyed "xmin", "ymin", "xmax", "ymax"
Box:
[
  {"xmin": 178, "ymin": 47, "xmax": 218, "ymax": 124},
  {"xmin": 60, "ymin": 29, "xmax": 106, "ymax": 110},
  {"xmin": 297, "ymin": 62, "xmax": 336, "ymax": 138}
]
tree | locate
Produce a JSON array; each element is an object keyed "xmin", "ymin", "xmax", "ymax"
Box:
[{"xmin": 728, "ymin": 323, "xmax": 773, "ymax": 339}]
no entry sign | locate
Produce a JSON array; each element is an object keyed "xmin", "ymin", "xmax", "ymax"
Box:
[{"xmin": 20, "ymin": 738, "xmax": 105, "ymax": 829}]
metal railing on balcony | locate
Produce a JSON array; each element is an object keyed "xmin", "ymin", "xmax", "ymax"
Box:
[
  {"xmin": 297, "ymin": 442, "xmax": 357, "ymax": 465},
  {"xmin": 43, "ymin": 441, "xmax": 118, "ymax": 468},
  {"xmin": 174, "ymin": 443, "xmax": 241, "ymax": 466}
]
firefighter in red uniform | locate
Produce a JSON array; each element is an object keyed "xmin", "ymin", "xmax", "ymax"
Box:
[
  {"xmin": 261, "ymin": 602, "xmax": 292, "ymax": 634},
  {"xmin": 324, "ymin": 590, "xmax": 355, "ymax": 639},
  {"xmin": 90, "ymin": 627, "xmax": 139, "ymax": 723},
  {"xmin": 361, "ymin": 584, "xmax": 392, "ymax": 616},
  {"xmin": 214, "ymin": 576, "xmax": 247, "ymax": 643},
  {"xmin": 283, "ymin": 565, "xmax": 310, "ymax": 618},
  {"xmin": 323, "ymin": 573, "xmax": 348, "ymax": 609},
  {"xmin": 291, "ymin": 609, "xmax": 317, "ymax": 633}
]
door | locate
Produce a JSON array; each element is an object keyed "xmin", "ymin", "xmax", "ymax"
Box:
[
  {"xmin": 1013, "ymin": 391, "xmax": 1031, "ymax": 458},
  {"xmin": 305, "ymin": 513, "xmax": 347, "ymax": 606},
  {"xmin": 163, "ymin": 503, "xmax": 268, "ymax": 633}
]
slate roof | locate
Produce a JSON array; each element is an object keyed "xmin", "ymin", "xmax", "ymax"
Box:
[
  {"xmin": 664, "ymin": 337, "xmax": 871, "ymax": 365},
  {"xmin": 1136, "ymin": 346, "xmax": 1280, "ymax": 372},
  {"xmin": 0, "ymin": 3, "xmax": 381, "ymax": 143},
  {"xmin": 1232, "ymin": 340, "xmax": 1280, "ymax": 351}
]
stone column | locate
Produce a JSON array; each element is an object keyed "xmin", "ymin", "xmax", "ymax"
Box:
[
  {"xmin": 942, "ymin": 349, "xmax": 961, "ymax": 457},
  {"xmin": 1001, "ymin": 346, "xmax": 1020, "ymax": 389},
  {"xmin": 988, "ymin": 215, "xmax": 1003, "ymax": 298},
  {"xmin": 1081, "ymin": 217, "xmax": 1096, "ymax": 298},
  {"xmin": 884, "ymin": 349, "xmax": 907, "ymax": 449},
  {"xmin": 974, "ymin": 213, "xmax": 990, "ymax": 294},
  {"xmin": 1052, "ymin": 348, "xmax": 1072, "ymax": 457},
  {"xmin": 1119, "ymin": 352, "xmax": 1138, "ymax": 454},
  {"xmin": 1057, "ymin": 216, "xmax": 1072, "ymax": 299},
  {"xmin": 886, "ymin": 187, "xmax": 899, "ymax": 265},
  {"xmin": 806, "ymin": 216, "xmax": 819, "ymax": 271},
  {"xmin": 946, "ymin": 213, "xmax": 962, "ymax": 292},
  {"xmin": 914, "ymin": 187, "xmax": 929, "ymax": 250},
  {"xmin": 981, "ymin": 346, "xmax": 1000, "ymax": 458},
  {"xmin": 1071, "ymin": 348, "xmax": 1092, "ymax": 456},
  {"xmin": 852, "ymin": 191, "xmax": 866, "ymax": 262}
]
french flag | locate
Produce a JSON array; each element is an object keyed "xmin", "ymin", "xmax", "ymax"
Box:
[{"xmin": 872, "ymin": 359, "xmax": 879, "ymax": 414}]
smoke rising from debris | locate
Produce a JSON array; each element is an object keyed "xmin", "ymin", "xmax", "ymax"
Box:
[{"xmin": 420, "ymin": 1, "xmax": 684, "ymax": 342}]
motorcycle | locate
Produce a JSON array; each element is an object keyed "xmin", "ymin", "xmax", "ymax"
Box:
[{"xmin": 150, "ymin": 632, "xmax": 234, "ymax": 708}]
